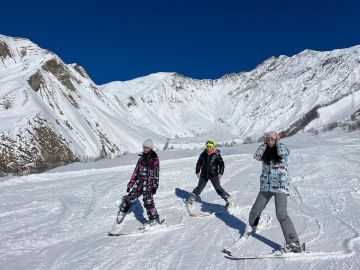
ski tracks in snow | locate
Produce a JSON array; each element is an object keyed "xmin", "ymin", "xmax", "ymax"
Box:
[
  {"xmin": 289, "ymin": 144, "xmax": 360, "ymax": 260},
  {"xmin": 1, "ymin": 132, "xmax": 360, "ymax": 269}
]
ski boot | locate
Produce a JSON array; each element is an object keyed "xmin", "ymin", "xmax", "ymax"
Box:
[
  {"xmin": 186, "ymin": 192, "xmax": 196, "ymax": 206},
  {"xmin": 281, "ymin": 241, "xmax": 304, "ymax": 253},
  {"xmin": 116, "ymin": 210, "xmax": 127, "ymax": 224},
  {"xmin": 225, "ymin": 197, "xmax": 236, "ymax": 210},
  {"xmin": 144, "ymin": 217, "xmax": 162, "ymax": 229},
  {"xmin": 245, "ymin": 224, "xmax": 257, "ymax": 236},
  {"xmin": 149, "ymin": 217, "xmax": 162, "ymax": 226}
]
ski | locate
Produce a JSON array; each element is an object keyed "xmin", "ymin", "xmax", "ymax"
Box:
[
  {"xmin": 225, "ymin": 250, "xmax": 344, "ymax": 260},
  {"xmin": 188, "ymin": 209, "xmax": 226, "ymax": 217},
  {"xmin": 185, "ymin": 200, "xmax": 227, "ymax": 217},
  {"xmin": 108, "ymin": 220, "xmax": 122, "ymax": 236},
  {"xmin": 108, "ymin": 219, "xmax": 184, "ymax": 236},
  {"xmin": 221, "ymin": 231, "xmax": 254, "ymax": 256},
  {"xmin": 222, "ymin": 213, "xmax": 272, "ymax": 256}
]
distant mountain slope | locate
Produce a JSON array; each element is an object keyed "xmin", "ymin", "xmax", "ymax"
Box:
[{"xmin": 1, "ymin": 34, "xmax": 359, "ymax": 174}]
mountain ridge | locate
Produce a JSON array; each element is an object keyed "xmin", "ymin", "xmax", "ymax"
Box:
[{"xmin": 1, "ymin": 34, "xmax": 359, "ymax": 174}]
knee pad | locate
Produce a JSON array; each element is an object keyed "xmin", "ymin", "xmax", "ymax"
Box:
[{"xmin": 276, "ymin": 213, "xmax": 287, "ymax": 222}]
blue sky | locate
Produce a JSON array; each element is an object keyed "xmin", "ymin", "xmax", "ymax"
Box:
[{"xmin": 1, "ymin": 0, "xmax": 359, "ymax": 84}]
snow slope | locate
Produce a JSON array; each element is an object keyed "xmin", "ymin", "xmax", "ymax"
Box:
[{"xmin": 1, "ymin": 129, "xmax": 359, "ymax": 269}]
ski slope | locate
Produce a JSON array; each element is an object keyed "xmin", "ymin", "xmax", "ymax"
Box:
[{"xmin": 1, "ymin": 129, "xmax": 360, "ymax": 269}]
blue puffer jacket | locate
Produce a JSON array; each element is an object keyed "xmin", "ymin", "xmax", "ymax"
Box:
[{"xmin": 254, "ymin": 141, "xmax": 290, "ymax": 195}]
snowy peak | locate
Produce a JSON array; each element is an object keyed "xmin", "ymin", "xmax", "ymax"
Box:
[
  {"xmin": 101, "ymin": 44, "xmax": 360, "ymax": 139},
  {"xmin": 102, "ymin": 72, "xmax": 175, "ymax": 98},
  {"xmin": 0, "ymin": 35, "xmax": 52, "ymax": 69},
  {"xmin": 0, "ymin": 35, "xmax": 161, "ymax": 174},
  {"xmin": 1, "ymin": 33, "xmax": 360, "ymax": 175}
]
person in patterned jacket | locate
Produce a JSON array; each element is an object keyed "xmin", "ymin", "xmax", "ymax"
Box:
[
  {"xmin": 116, "ymin": 139, "xmax": 161, "ymax": 226},
  {"xmin": 186, "ymin": 140, "xmax": 235, "ymax": 209},
  {"xmin": 246, "ymin": 131, "xmax": 302, "ymax": 253}
]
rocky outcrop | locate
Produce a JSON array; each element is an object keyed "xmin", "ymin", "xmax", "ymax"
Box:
[
  {"xmin": 0, "ymin": 40, "xmax": 12, "ymax": 60},
  {"xmin": 28, "ymin": 71, "xmax": 45, "ymax": 92},
  {"xmin": 0, "ymin": 115, "xmax": 78, "ymax": 175},
  {"xmin": 42, "ymin": 58, "xmax": 76, "ymax": 91}
]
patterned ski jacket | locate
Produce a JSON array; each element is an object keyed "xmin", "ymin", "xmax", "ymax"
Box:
[
  {"xmin": 196, "ymin": 149, "xmax": 225, "ymax": 179},
  {"xmin": 254, "ymin": 142, "xmax": 290, "ymax": 195},
  {"xmin": 127, "ymin": 151, "xmax": 160, "ymax": 194}
]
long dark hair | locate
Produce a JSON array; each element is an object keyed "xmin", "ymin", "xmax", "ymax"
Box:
[
  {"xmin": 262, "ymin": 145, "xmax": 282, "ymax": 164},
  {"xmin": 139, "ymin": 150, "xmax": 158, "ymax": 166}
]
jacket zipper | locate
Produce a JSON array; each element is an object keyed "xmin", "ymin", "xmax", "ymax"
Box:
[
  {"xmin": 267, "ymin": 163, "xmax": 271, "ymax": 191},
  {"xmin": 207, "ymin": 154, "xmax": 210, "ymax": 179}
]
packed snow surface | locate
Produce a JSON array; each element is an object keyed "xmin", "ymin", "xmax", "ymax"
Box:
[{"xmin": 1, "ymin": 129, "xmax": 360, "ymax": 269}]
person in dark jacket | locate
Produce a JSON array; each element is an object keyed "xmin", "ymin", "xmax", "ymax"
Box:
[
  {"xmin": 186, "ymin": 140, "xmax": 235, "ymax": 209},
  {"xmin": 116, "ymin": 139, "xmax": 161, "ymax": 226}
]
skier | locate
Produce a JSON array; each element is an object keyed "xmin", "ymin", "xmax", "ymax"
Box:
[
  {"xmin": 116, "ymin": 139, "xmax": 161, "ymax": 227},
  {"xmin": 246, "ymin": 131, "xmax": 302, "ymax": 253},
  {"xmin": 186, "ymin": 140, "xmax": 235, "ymax": 210}
]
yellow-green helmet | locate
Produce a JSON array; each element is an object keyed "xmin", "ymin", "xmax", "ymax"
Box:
[{"xmin": 205, "ymin": 139, "xmax": 215, "ymax": 148}]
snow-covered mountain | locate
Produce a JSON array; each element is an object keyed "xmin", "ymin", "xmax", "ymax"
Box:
[
  {"xmin": 102, "ymin": 47, "xmax": 360, "ymax": 140},
  {"xmin": 0, "ymin": 35, "xmax": 164, "ymax": 174},
  {"xmin": 1, "ymin": 34, "xmax": 360, "ymax": 174}
]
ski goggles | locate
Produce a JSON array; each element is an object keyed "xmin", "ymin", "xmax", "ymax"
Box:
[{"xmin": 205, "ymin": 140, "xmax": 215, "ymax": 147}]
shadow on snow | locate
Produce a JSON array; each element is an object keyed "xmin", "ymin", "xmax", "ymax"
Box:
[{"xmin": 175, "ymin": 187, "xmax": 281, "ymax": 251}]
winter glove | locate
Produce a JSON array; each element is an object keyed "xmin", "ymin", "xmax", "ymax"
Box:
[
  {"xmin": 127, "ymin": 183, "xmax": 134, "ymax": 192},
  {"xmin": 152, "ymin": 187, "xmax": 157, "ymax": 194}
]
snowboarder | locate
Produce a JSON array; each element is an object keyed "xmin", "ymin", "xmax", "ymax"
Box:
[
  {"xmin": 116, "ymin": 139, "xmax": 161, "ymax": 226},
  {"xmin": 246, "ymin": 131, "xmax": 302, "ymax": 253},
  {"xmin": 186, "ymin": 140, "xmax": 235, "ymax": 210}
]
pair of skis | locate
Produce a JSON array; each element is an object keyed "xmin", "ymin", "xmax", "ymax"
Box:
[
  {"xmin": 223, "ymin": 235, "xmax": 307, "ymax": 260},
  {"xmin": 222, "ymin": 231, "xmax": 341, "ymax": 260}
]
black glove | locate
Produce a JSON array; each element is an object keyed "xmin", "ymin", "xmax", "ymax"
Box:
[
  {"xmin": 126, "ymin": 187, "xmax": 130, "ymax": 193},
  {"xmin": 152, "ymin": 187, "xmax": 157, "ymax": 194}
]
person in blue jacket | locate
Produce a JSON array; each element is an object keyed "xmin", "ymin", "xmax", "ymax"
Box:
[{"xmin": 247, "ymin": 131, "xmax": 302, "ymax": 253}]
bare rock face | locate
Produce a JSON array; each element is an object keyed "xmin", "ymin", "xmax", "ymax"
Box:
[
  {"xmin": 0, "ymin": 40, "xmax": 12, "ymax": 60},
  {"xmin": 42, "ymin": 58, "xmax": 76, "ymax": 91},
  {"xmin": 72, "ymin": 64, "xmax": 89, "ymax": 79},
  {"xmin": 0, "ymin": 115, "xmax": 78, "ymax": 175},
  {"xmin": 0, "ymin": 35, "xmax": 130, "ymax": 175},
  {"xmin": 28, "ymin": 71, "xmax": 45, "ymax": 92}
]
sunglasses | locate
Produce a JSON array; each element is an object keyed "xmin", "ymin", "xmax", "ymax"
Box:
[{"xmin": 206, "ymin": 141, "xmax": 215, "ymax": 147}]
